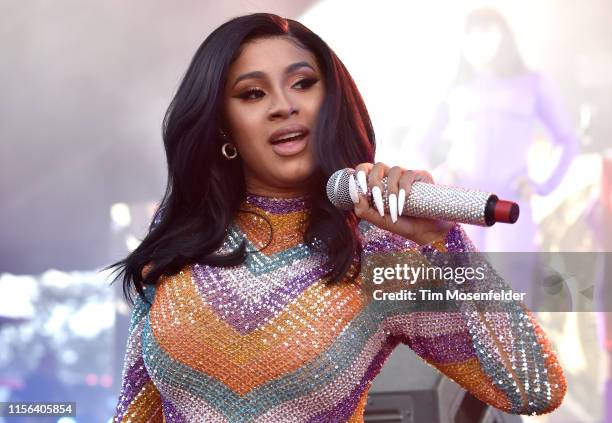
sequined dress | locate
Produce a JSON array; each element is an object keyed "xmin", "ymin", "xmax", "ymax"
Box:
[{"xmin": 112, "ymin": 194, "xmax": 566, "ymax": 422}]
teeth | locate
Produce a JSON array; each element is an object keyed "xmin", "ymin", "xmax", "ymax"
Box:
[{"xmin": 274, "ymin": 131, "xmax": 304, "ymax": 142}]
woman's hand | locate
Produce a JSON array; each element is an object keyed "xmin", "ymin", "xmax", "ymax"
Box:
[{"xmin": 349, "ymin": 162, "xmax": 455, "ymax": 246}]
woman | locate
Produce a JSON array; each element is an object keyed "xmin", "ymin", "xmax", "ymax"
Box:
[
  {"xmin": 419, "ymin": 7, "xmax": 578, "ymax": 253},
  {"xmin": 110, "ymin": 13, "xmax": 566, "ymax": 422}
]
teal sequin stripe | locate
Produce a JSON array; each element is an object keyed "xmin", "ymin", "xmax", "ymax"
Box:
[
  {"xmin": 224, "ymin": 223, "xmax": 314, "ymax": 275},
  {"xmin": 128, "ymin": 285, "xmax": 157, "ymax": 333}
]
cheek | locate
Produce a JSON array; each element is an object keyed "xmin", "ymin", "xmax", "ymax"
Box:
[
  {"xmin": 306, "ymin": 86, "xmax": 325, "ymax": 116},
  {"xmin": 227, "ymin": 103, "xmax": 260, "ymax": 135},
  {"xmin": 226, "ymin": 105, "xmax": 266, "ymax": 156}
]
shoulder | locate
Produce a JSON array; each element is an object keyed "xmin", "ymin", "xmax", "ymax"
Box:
[
  {"xmin": 127, "ymin": 283, "xmax": 156, "ymax": 331},
  {"xmin": 132, "ymin": 263, "xmax": 159, "ymax": 310},
  {"xmin": 358, "ymin": 219, "xmax": 418, "ymax": 256}
]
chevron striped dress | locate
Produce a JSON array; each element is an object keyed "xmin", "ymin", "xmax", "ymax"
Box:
[{"xmin": 112, "ymin": 193, "xmax": 566, "ymax": 422}]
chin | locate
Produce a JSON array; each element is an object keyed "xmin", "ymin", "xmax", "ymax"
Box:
[
  {"xmin": 275, "ymin": 158, "xmax": 316, "ymax": 179},
  {"xmin": 272, "ymin": 167, "xmax": 317, "ymax": 190}
]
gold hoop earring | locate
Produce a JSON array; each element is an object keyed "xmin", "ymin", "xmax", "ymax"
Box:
[{"xmin": 221, "ymin": 142, "xmax": 238, "ymax": 160}]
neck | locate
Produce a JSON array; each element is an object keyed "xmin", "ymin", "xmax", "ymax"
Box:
[
  {"xmin": 244, "ymin": 191, "xmax": 312, "ymax": 214},
  {"xmin": 243, "ymin": 172, "xmax": 316, "ymax": 199},
  {"xmin": 246, "ymin": 186, "xmax": 310, "ymax": 199},
  {"xmin": 235, "ymin": 191, "xmax": 312, "ymax": 252}
]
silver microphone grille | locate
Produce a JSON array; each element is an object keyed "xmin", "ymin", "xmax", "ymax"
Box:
[{"xmin": 326, "ymin": 168, "xmax": 355, "ymax": 210}]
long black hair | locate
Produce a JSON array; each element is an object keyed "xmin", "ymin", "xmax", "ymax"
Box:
[
  {"xmin": 106, "ymin": 13, "xmax": 375, "ymax": 305},
  {"xmin": 453, "ymin": 7, "xmax": 528, "ymax": 86}
]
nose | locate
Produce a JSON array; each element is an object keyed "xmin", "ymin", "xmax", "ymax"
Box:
[{"xmin": 268, "ymin": 88, "xmax": 298, "ymax": 120}]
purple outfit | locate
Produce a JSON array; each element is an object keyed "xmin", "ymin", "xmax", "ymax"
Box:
[{"xmin": 421, "ymin": 71, "xmax": 578, "ymax": 252}]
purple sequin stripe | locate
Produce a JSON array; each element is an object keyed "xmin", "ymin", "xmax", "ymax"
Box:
[
  {"xmin": 417, "ymin": 224, "xmax": 468, "ymax": 255},
  {"xmin": 363, "ymin": 236, "xmax": 411, "ymax": 255},
  {"xmin": 245, "ymin": 193, "xmax": 311, "ymax": 214},
  {"xmin": 114, "ymin": 356, "xmax": 151, "ymax": 420},
  {"xmin": 442, "ymin": 224, "xmax": 468, "ymax": 252},
  {"xmin": 305, "ymin": 341, "xmax": 397, "ymax": 423},
  {"xmin": 192, "ymin": 264, "xmax": 329, "ymax": 335},
  {"xmin": 162, "ymin": 395, "xmax": 188, "ymax": 423},
  {"xmin": 400, "ymin": 330, "xmax": 477, "ymax": 364}
]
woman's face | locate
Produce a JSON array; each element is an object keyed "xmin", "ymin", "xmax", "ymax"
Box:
[
  {"xmin": 462, "ymin": 24, "xmax": 502, "ymax": 70},
  {"xmin": 223, "ymin": 36, "xmax": 325, "ymax": 197}
]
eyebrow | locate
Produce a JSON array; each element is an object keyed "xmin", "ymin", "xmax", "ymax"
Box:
[{"xmin": 232, "ymin": 61, "xmax": 315, "ymax": 88}]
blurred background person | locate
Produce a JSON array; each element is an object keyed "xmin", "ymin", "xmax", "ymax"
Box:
[{"xmin": 417, "ymin": 7, "xmax": 579, "ymax": 253}]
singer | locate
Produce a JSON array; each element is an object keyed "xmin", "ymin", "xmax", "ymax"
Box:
[{"xmin": 109, "ymin": 13, "xmax": 566, "ymax": 422}]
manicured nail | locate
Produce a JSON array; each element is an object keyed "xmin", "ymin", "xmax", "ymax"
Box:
[
  {"xmin": 357, "ymin": 170, "xmax": 368, "ymax": 195},
  {"xmin": 348, "ymin": 174, "xmax": 359, "ymax": 204},
  {"xmin": 398, "ymin": 188, "xmax": 406, "ymax": 216},
  {"xmin": 372, "ymin": 186, "xmax": 384, "ymax": 217},
  {"xmin": 389, "ymin": 193, "xmax": 397, "ymax": 223}
]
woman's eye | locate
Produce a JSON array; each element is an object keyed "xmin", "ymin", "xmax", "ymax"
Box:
[
  {"xmin": 236, "ymin": 78, "xmax": 318, "ymax": 101},
  {"xmin": 293, "ymin": 78, "xmax": 318, "ymax": 89},
  {"xmin": 238, "ymin": 88, "xmax": 265, "ymax": 101}
]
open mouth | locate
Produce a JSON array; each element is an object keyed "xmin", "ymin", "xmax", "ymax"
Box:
[
  {"xmin": 269, "ymin": 131, "xmax": 309, "ymax": 156},
  {"xmin": 270, "ymin": 131, "xmax": 308, "ymax": 144}
]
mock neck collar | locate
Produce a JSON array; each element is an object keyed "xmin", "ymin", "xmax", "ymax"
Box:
[
  {"xmin": 244, "ymin": 192, "xmax": 312, "ymax": 214},
  {"xmin": 234, "ymin": 192, "xmax": 312, "ymax": 251}
]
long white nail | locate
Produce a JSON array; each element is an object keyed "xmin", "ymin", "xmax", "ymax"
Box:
[
  {"xmin": 389, "ymin": 193, "xmax": 397, "ymax": 223},
  {"xmin": 398, "ymin": 188, "xmax": 406, "ymax": 216},
  {"xmin": 357, "ymin": 170, "xmax": 368, "ymax": 194},
  {"xmin": 372, "ymin": 186, "xmax": 384, "ymax": 217},
  {"xmin": 348, "ymin": 174, "xmax": 359, "ymax": 204}
]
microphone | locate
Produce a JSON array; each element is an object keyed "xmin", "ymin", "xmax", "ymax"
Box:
[{"xmin": 326, "ymin": 168, "xmax": 519, "ymax": 226}]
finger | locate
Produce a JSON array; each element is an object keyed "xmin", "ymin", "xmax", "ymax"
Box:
[
  {"xmin": 354, "ymin": 163, "xmax": 372, "ymax": 195},
  {"xmin": 367, "ymin": 162, "xmax": 390, "ymax": 188},
  {"xmin": 369, "ymin": 162, "xmax": 390, "ymax": 217},
  {"xmin": 386, "ymin": 166, "xmax": 403, "ymax": 223},
  {"xmin": 398, "ymin": 169, "xmax": 417, "ymax": 215},
  {"xmin": 353, "ymin": 183, "xmax": 387, "ymax": 227},
  {"xmin": 348, "ymin": 173, "xmax": 359, "ymax": 204},
  {"xmin": 413, "ymin": 170, "xmax": 434, "ymax": 184},
  {"xmin": 397, "ymin": 187, "xmax": 406, "ymax": 217},
  {"xmin": 398, "ymin": 170, "xmax": 434, "ymax": 217},
  {"xmin": 353, "ymin": 163, "xmax": 374, "ymax": 217}
]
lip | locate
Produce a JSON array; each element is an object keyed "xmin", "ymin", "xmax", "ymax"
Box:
[
  {"xmin": 268, "ymin": 124, "xmax": 310, "ymax": 143},
  {"xmin": 270, "ymin": 134, "xmax": 308, "ymax": 156},
  {"xmin": 268, "ymin": 124, "xmax": 310, "ymax": 157}
]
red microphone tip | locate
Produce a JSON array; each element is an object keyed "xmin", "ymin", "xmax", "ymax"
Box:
[{"xmin": 494, "ymin": 200, "xmax": 520, "ymax": 224}]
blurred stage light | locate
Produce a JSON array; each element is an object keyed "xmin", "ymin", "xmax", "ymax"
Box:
[
  {"xmin": 0, "ymin": 274, "xmax": 37, "ymax": 318},
  {"xmin": 41, "ymin": 269, "xmax": 71, "ymax": 289},
  {"xmin": 85, "ymin": 373, "xmax": 98, "ymax": 386},
  {"xmin": 68, "ymin": 301, "xmax": 114, "ymax": 338},
  {"xmin": 110, "ymin": 203, "xmax": 132, "ymax": 229},
  {"xmin": 60, "ymin": 348, "xmax": 78, "ymax": 364},
  {"xmin": 100, "ymin": 374, "xmax": 113, "ymax": 388},
  {"xmin": 125, "ymin": 234, "xmax": 140, "ymax": 252}
]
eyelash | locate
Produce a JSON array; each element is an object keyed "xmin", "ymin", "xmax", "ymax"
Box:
[{"xmin": 238, "ymin": 78, "xmax": 319, "ymax": 101}]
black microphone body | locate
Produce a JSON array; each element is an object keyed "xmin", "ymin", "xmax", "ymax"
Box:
[{"xmin": 326, "ymin": 168, "xmax": 519, "ymax": 226}]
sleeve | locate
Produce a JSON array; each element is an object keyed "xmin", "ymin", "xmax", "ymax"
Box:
[
  {"xmin": 113, "ymin": 285, "xmax": 164, "ymax": 422},
  {"xmin": 360, "ymin": 222, "xmax": 567, "ymax": 416},
  {"xmin": 533, "ymin": 74, "xmax": 579, "ymax": 196}
]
